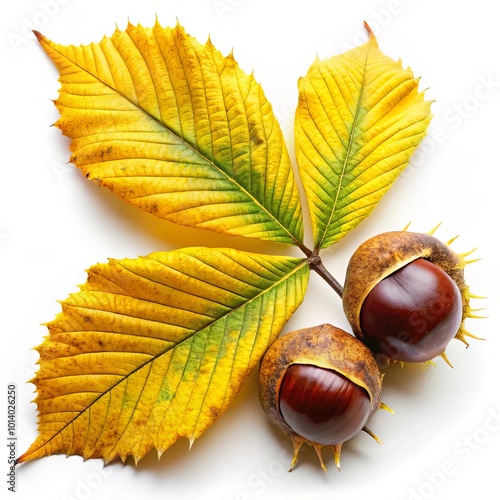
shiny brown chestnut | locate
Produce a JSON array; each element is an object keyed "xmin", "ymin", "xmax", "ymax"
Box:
[
  {"xmin": 360, "ymin": 258, "xmax": 462, "ymax": 363},
  {"xmin": 258, "ymin": 324, "xmax": 386, "ymax": 471},
  {"xmin": 342, "ymin": 230, "xmax": 476, "ymax": 365},
  {"xmin": 279, "ymin": 364, "xmax": 371, "ymax": 446}
]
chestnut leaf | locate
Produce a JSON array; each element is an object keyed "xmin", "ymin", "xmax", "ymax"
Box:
[
  {"xmin": 35, "ymin": 22, "xmax": 304, "ymax": 246},
  {"xmin": 17, "ymin": 248, "xmax": 309, "ymax": 464},
  {"xmin": 295, "ymin": 23, "xmax": 432, "ymax": 250}
]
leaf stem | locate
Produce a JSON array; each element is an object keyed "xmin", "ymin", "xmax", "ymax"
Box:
[
  {"xmin": 307, "ymin": 253, "xmax": 344, "ymax": 298},
  {"xmin": 297, "ymin": 241, "xmax": 314, "ymax": 258}
]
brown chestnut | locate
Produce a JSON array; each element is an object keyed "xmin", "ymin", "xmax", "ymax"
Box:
[
  {"xmin": 258, "ymin": 323, "xmax": 385, "ymax": 471},
  {"xmin": 279, "ymin": 364, "xmax": 371, "ymax": 446},
  {"xmin": 342, "ymin": 230, "xmax": 476, "ymax": 365}
]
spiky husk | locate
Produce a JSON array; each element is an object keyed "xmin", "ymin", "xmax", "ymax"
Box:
[
  {"xmin": 258, "ymin": 323, "xmax": 384, "ymax": 471},
  {"xmin": 342, "ymin": 229, "xmax": 481, "ymax": 365}
]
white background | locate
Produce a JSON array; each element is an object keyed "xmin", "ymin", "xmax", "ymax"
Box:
[{"xmin": 2, "ymin": 0, "xmax": 499, "ymax": 499}]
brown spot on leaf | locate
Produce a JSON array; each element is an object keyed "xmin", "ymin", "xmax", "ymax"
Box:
[{"xmin": 210, "ymin": 406, "xmax": 220, "ymax": 420}]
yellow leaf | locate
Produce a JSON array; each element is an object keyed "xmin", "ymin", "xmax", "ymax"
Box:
[
  {"xmin": 36, "ymin": 22, "xmax": 304, "ymax": 245},
  {"xmin": 17, "ymin": 248, "xmax": 309, "ymax": 464},
  {"xmin": 295, "ymin": 24, "xmax": 432, "ymax": 250}
]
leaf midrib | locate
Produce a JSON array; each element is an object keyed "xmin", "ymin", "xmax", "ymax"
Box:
[{"xmin": 317, "ymin": 40, "xmax": 373, "ymax": 251}]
